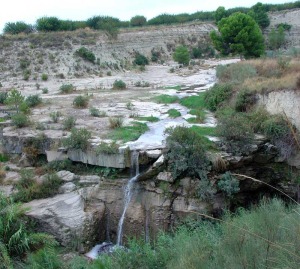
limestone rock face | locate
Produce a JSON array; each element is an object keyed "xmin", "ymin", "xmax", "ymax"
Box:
[
  {"xmin": 24, "ymin": 191, "xmax": 105, "ymax": 250},
  {"xmin": 67, "ymin": 149, "xmax": 128, "ymax": 169},
  {"xmin": 59, "ymin": 182, "xmax": 76, "ymax": 193}
]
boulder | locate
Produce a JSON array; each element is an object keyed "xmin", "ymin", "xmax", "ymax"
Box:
[
  {"xmin": 157, "ymin": 172, "xmax": 174, "ymax": 183},
  {"xmin": 59, "ymin": 182, "xmax": 76, "ymax": 193},
  {"xmin": 24, "ymin": 191, "xmax": 105, "ymax": 249},
  {"xmin": 146, "ymin": 150, "xmax": 162, "ymax": 159},
  {"xmin": 57, "ymin": 170, "xmax": 76, "ymax": 182}
]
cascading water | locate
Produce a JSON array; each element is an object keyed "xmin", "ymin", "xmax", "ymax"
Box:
[{"xmin": 116, "ymin": 150, "xmax": 139, "ymax": 246}]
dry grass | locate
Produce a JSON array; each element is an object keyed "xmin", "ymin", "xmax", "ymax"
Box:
[
  {"xmin": 239, "ymin": 57, "xmax": 300, "ymax": 93},
  {"xmin": 242, "ymin": 73, "xmax": 297, "ymax": 93}
]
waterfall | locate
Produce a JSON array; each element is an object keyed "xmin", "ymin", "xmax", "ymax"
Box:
[{"xmin": 116, "ymin": 150, "xmax": 139, "ymax": 246}]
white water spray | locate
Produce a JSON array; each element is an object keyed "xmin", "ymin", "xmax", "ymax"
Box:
[{"xmin": 116, "ymin": 150, "xmax": 139, "ymax": 245}]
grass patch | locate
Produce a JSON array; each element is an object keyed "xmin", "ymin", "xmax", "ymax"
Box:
[
  {"xmin": 188, "ymin": 109, "xmax": 206, "ymax": 123},
  {"xmin": 180, "ymin": 93, "xmax": 206, "ymax": 109},
  {"xmin": 164, "ymin": 85, "xmax": 181, "ymax": 90},
  {"xmin": 153, "ymin": 94, "xmax": 179, "ymax": 104},
  {"xmin": 190, "ymin": 126, "xmax": 216, "ymax": 136},
  {"xmin": 134, "ymin": 116, "xmax": 159, "ymax": 122},
  {"xmin": 109, "ymin": 122, "xmax": 149, "ymax": 142},
  {"xmin": 168, "ymin": 109, "xmax": 181, "ymax": 118}
]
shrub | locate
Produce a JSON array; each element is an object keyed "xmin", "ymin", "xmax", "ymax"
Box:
[
  {"xmin": 75, "ymin": 47, "xmax": 96, "ymax": 63},
  {"xmin": 89, "ymin": 107, "xmax": 106, "ymax": 117},
  {"xmin": 234, "ymin": 89, "xmax": 256, "ymax": 112},
  {"xmin": 36, "ymin": 16, "xmax": 61, "ymax": 31},
  {"xmin": 130, "ymin": 15, "xmax": 147, "ymax": 26},
  {"xmin": 59, "ymin": 84, "xmax": 75, "ymax": 93},
  {"xmin": 134, "ymin": 53, "xmax": 149, "ymax": 66},
  {"xmin": 216, "ymin": 111, "xmax": 254, "ymax": 143},
  {"xmin": 113, "ymin": 80, "xmax": 126, "ymax": 90},
  {"xmin": 216, "ymin": 63, "xmax": 257, "ymax": 84},
  {"xmin": 109, "ymin": 117, "xmax": 124, "ymax": 129},
  {"xmin": 217, "ymin": 172, "xmax": 240, "ymax": 197},
  {"xmin": 3, "ymin": 21, "xmax": 34, "ymax": 35},
  {"xmin": 73, "ymin": 95, "xmax": 89, "ymax": 108},
  {"xmin": 25, "ymin": 94, "xmax": 42, "ymax": 107},
  {"xmin": 96, "ymin": 141, "xmax": 119, "ymax": 154},
  {"xmin": 23, "ymin": 69, "xmax": 31, "ymax": 80},
  {"xmin": 42, "ymin": 88, "xmax": 48, "ymax": 94},
  {"xmin": 0, "ymin": 92, "xmax": 8, "ymax": 104},
  {"xmin": 166, "ymin": 126, "xmax": 210, "ymax": 180},
  {"xmin": 11, "ymin": 113, "xmax": 29, "ymax": 128},
  {"xmin": 50, "ymin": 111, "xmax": 61, "ymax": 123},
  {"xmin": 204, "ymin": 83, "xmax": 233, "ymax": 111},
  {"xmin": 41, "ymin": 73, "xmax": 48, "ymax": 81},
  {"xmin": 173, "ymin": 46, "xmax": 190, "ymax": 65},
  {"xmin": 0, "ymin": 193, "xmax": 57, "ymax": 268},
  {"xmin": 63, "ymin": 128, "xmax": 91, "ymax": 150},
  {"xmin": 62, "ymin": 116, "xmax": 76, "ymax": 130}
]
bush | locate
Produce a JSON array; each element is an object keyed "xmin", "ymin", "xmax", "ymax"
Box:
[
  {"xmin": 13, "ymin": 170, "xmax": 63, "ymax": 202},
  {"xmin": 234, "ymin": 89, "xmax": 256, "ymax": 112},
  {"xmin": 36, "ymin": 16, "xmax": 61, "ymax": 32},
  {"xmin": 73, "ymin": 95, "xmax": 89, "ymax": 108},
  {"xmin": 75, "ymin": 47, "xmax": 96, "ymax": 63},
  {"xmin": 166, "ymin": 126, "xmax": 210, "ymax": 180},
  {"xmin": 204, "ymin": 83, "xmax": 233, "ymax": 111},
  {"xmin": 113, "ymin": 80, "xmax": 126, "ymax": 90},
  {"xmin": 63, "ymin": 128, "xmax": 91, "ymax": 150},
  {"xmin": 59, "ymin": 84, "xmax": 75, "ymax": 93},
  {"xmin": 173, "ymin": 46, "xmax": 190, "ymax": 65},
  {"xmin": 62, "ymin": 116, "xmax": 76, "ymax": 130},
  {"xmin": 41, "ymin": 73, "xmax": 48, "ymax": 81},
  {"xmin": 0, "ymin": 193, "xmax": 57, "ymax": 268},
  {"xmin": 109, "ymin": 117, "xmax": 124, "ymax": 129},
  {"xmin": 96, "ymin": 141, "xmax": 119, "ymax": 154},
  {"xmin": 50, "ymin": 111, "xmax": 61, "ymax": 123},
  {"xmin": 218, "ymin": 172, "xmax": 240, "ymax": 197},
  {"xmin": 0, "ymin": 92, "xmax": 8, "ymax": 104},
  {"xmin": 11, "ymin": 113, "xmax": 29, "ymax": 128},
  {"xmin": 25, "ymin": 94, "xmax": 42, "ymax": 107},
  {"xmin": 42, "ymin": 88, "xmax": 48, "ymax": 94},
  {"xmin": 216, "ymin": 111, "xmax": 254, "ymax": 143},
  {"xmin": 134, "ymin": 53, "xmax": 149, "ymax": 66},
  {"xmin": 3, "ymin": 21, "xmax": 34, "ymax": 35},
  {"xmin": 89, "ymin": 107, "xmax": 106, "ymax": 117},
  {"xmin": 216, "ymin": 63, "xmax": 257, "ymax": 84},
  {"xmin": 130, "ymin": 15, "xmax": 147, "ymax": 26}
]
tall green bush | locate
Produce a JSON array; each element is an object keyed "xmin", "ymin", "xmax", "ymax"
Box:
[
  {"xmin": 166, "ymin": 126, "xmax": 210, "ymax": 180},
  {"xmin": 204, "ymin": 83, "xmax": 233, "ymax": 111},
  {"xmin": 36, "ymin": 17, "xmax": 61, "ymax": 32},
  {"xmin": 173, "ymin": 46, "xmax": 190, "ymax": 65},
  {"xmin": 3, "ymin": 21, "xmax": 34, "ymax": 35},
  {"xmin": 75, "ymin": 47, "xmax": 96, "ymax": 63}
]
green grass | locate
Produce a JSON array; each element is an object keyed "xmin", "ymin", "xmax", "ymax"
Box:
[
  {"xmin": 190, "ymin": 126, "xmax": 217, "ymax": 150},
  {"xmin": 168, "ymin": 109, "xmax": 181, "ymax": 118},
  {"xmin": 0, "ymin": 154, "xmax": 9, "ymax": 162},
  {"xmin": 134, "ymin": 116, "xmax": 160, "ymax": 122},
  {"xmin": 109, "ymin": 122, "xmax": 149, "ymax": 142},
  {"xmin": 164, "ymin": 85, "xmax": 181, "ymax": 90},
  {"xmin": 180, "ymin": 92, "xmax": 206, "ymax": 109},
  {"xmin": 188, "ymin": 109, "xmax": 206, "ymax": 123},
  {"xmin": 153, "ymin": 94, "xmax": 179, "ymax": 104}
]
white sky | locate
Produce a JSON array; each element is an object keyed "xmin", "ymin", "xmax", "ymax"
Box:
[{"xmin": 0, "ymin": 0, "xmax": 293, "ymax": 32}]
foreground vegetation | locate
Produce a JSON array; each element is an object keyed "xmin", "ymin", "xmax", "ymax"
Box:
[{"xmin": 1, "ymin": 196, "xmax": 298, "ymax": 268}]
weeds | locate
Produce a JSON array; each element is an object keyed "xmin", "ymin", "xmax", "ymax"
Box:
[{"xmin": 153, "ymin": 94, "xmax": 179, "ymax": 104}]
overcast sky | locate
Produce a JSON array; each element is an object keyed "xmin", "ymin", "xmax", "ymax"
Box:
[{"xmin": 0, "ymin": 0, "xmax": 293, "ymax": 32}]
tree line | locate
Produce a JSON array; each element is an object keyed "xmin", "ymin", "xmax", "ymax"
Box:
[{"xmin": 3, "ymin": 1, "xmax": 300, "ymax": 34}]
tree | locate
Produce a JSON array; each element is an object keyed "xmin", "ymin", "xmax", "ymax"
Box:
[
  {"xmin": 248, "ymin": 2, "xmax": 270, "ymax": 29},
  {"xmin": 4, "ymin": 89, "xmax": 25, "ymax": 113},
  {"xmin": 210, "ymin": 13, "xmax": 265, "ymax": 58},
  {"xmin": 215, "ymin": 6, "xmax": 227, "ymax": 23},
  {"xmin": 130, "ymin": 15, "xmax": 147, "ymax": 27},
  {"xmin": 268, "ymin": 26, "xmax": 285, "ymax": 50},
  {"xmin": 173, "ymin": 46, "xmax": 190, "ymax": 65}
]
